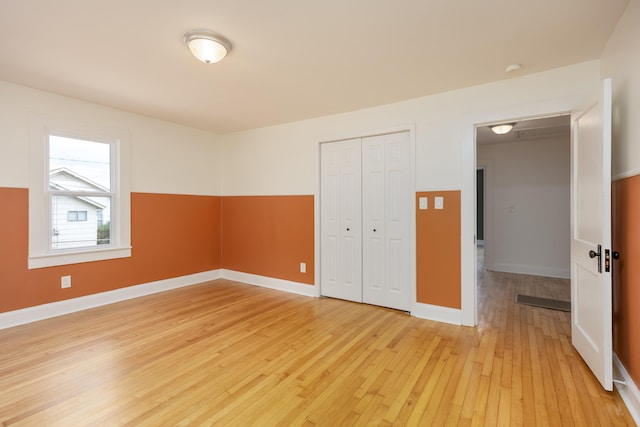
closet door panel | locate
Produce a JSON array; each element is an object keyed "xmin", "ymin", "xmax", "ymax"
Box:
[
  {"xmin": 320, "ymin": 139, "xmax": 362, "ymax": 302},
  {"xmin": 363, "ymin": 132, "xmax": 412, "ymax": 311},
  {"xmin": 384, "ymin": 131, "xmax": 412, "ymax": 310},
  {"xmin": 362, "ymin": 135, "xmax": 386, "ymax": 303},
  {"xmin": 322, "ymin": 171, "xmax": 339, "ymax": 288}
]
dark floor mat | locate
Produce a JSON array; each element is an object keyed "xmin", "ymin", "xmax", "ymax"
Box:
[{"xmin": 515, "ymin": 294, "xmax": 571, "ymax": 312}]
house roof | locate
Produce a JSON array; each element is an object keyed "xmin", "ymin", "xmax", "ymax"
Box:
[
  {"xmin": 50, "ymin": 168, "xmax": 107, "ymax": 209},
  {"xmin": 50, "ymin": 167, "xmax": 109, "ymax": 192},
  {"xmin": 0, "ymin": 0, "xmax": 630, "ymax": 134}
]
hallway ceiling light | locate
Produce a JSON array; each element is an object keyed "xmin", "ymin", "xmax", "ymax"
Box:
[
  {"xmin": 489, "ymin": 123, "xmax": 516, "ymax": 135},
  {"xmin": 183, "ymin": 30, "xmax": 231, "ymax": 64}
]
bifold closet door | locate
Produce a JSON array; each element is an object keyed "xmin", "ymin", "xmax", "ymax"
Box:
[
  {"xmin": 320, "ymin": 139, "xmax": 362, "ymax": 303},
  {"xmin": 362, "ymin": 132, "xmax": 412, "ymax": 311}
]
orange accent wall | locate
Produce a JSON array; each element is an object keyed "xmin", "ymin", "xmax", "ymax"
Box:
[
  {"xmin": 0, "ymin": 188, "xmax": 221, "ymax": 314},
  {"xmin": 612, "ymin": 176, "xmax": 640, "ymax": 386},
  {"xmin": 416, "ymin": 191, "xmax": 461, "ymax": 308},
  {"xmin": 130, "ymin": 193, "xmax": 221, "ymax": 285},
  {"xmin": 221, "ymin": 195, "xmax": 314, "ymax": 285}
]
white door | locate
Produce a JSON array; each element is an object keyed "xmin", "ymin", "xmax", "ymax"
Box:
[
  {"xmin": 570, "ymin": 78, "xmax": 613, "ymax": 390},
  {"xmin": 320, "ymin": 139, "xmax": 362, "ymax": 303},
  {"xmin": 362, "ymin": 132, "xmax": 412, "ymax": 311}
]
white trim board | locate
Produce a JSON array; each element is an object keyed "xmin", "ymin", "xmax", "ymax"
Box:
[
  {"xmin": 0, "ymin": 270, "xmax": 223, "ymax": 330},
  {"xmin": 412, "ymin": 302, "xmax": 462, "ymax": 325},
  {"xmin": 614, "ymin": 353, "xmax": 640, "ymax": 425},
  {"xmin": 491, "ymin": 263, "xmax": 570, "ymax": 279},
  {"xmin": 221, "ymin": 269, "xmax": 319, "ymax": 297}
]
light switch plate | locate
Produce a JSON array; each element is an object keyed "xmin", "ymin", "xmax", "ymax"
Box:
[
  {"xmin": 300, "ymin": 262, "xmax": 306, "ymax": 273},
  {"xmin": 435, "ymin": 196, "xmax": 444, "ymax": 210},
  {"xmin": 419, "ymin": 197, "xmax": 428, "ymax": 210}
]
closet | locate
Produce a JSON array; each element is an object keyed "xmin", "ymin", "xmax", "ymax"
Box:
[{"xmin": 320, "ymin": 131, "xmax": 412, "ymax": 311}]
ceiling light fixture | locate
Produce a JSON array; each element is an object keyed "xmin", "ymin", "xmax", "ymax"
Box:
[
  {"xmin": 490, "ymin": 123, "xmax": 516, "ymax": 135},
  {"xmin": 505, "ymin": 63, "xmax": 521, "ymax": 73},
  {"xmin": 183, "ymin": 30, "xmax": 231, "ymax": 64}
]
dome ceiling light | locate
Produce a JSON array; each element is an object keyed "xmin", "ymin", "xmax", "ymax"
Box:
[
  {"xmin": 183, "ymin": 30, "xmax": 231, "ymax": 64},
  {"xmin": 489, "ymin": 123, "xmax": 516, "ymax": 135}
]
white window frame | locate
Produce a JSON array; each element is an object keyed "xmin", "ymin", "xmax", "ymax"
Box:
[
  {"xmin": 29, "ymin": 113, "xmax": 131, "ymax": 269},
  {"xmin": 67, "ymin": 211, "xmax": 89, "ymax": 222}
]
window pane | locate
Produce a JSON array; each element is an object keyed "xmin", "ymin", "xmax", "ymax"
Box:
[
  {"xmin": 49, "ymin": 135, "xmax": 111, "ymax": 191},
  {"xmin": 52, "ymin": 196, "xmax": 111, "ymax": 249}
]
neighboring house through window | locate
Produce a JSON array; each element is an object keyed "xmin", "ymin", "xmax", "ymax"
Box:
[
  {"xmin": 28, "ymin": 114, "xmax": 131, "ymax": 269},
  {"xmin": 48, "ymin": 160, "xmax": 109, "ymax": 249}
]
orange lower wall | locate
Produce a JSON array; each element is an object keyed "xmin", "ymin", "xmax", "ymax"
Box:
[
  {"xmin": 0, "ymin": 188, "xmax": 222, "ymax": 314},
  {"xmin": 3, "ymin": 186, "xmax": 461, "ymax": 315},
  {"xmin": 612, "ymin": 176, "xmax": 640, "ymax": 386},
  {"xmin": 416, "ymin": 191, "xmax": 461, "ymax": 308},
  {"xmin": 221, "ymin": 195, "xmax": 314, "ymax": 285},
  {"xmin": 129, "ymin": 193, "xmax": 222, "ymax": 284}
]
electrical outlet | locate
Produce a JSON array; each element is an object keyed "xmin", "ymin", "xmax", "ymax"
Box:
[
  {"xmin": 300, "ymin": 262, "xmax": 307, "ymax": 273},
  {"xmin": 61, "ymin": 275, "xmax": 71, "ymax": 289}
]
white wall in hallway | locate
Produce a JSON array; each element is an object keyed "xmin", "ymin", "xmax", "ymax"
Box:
[{"xmin": 478, "ymin": 135, "xmax": 570, "ymax": 278}]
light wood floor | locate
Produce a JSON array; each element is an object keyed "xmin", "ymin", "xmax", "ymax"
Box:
[{"xmin": 0, "ymin": 271, "xmax": 635, "ymax": 425}]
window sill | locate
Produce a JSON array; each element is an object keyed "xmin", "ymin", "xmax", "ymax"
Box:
[{"xmin": 28, "ymin": 246, "xmax": 132, "ymax": 269}]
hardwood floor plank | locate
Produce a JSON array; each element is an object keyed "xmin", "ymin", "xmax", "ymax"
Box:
[{"xmin": 0, "ymin": 272, "xmax": 635, "ymax": 426}]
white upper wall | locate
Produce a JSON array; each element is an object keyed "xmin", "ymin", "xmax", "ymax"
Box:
[
  {"xmin": 0, "ymin": 60, "xmax": 604, "ymax": 198},
  {"xmin": 221, "ymin": 61, "xmax": 600, "ymax": 196},
  {"xmin": 601, "ymin": 0, "xmax": 640, "ymax": 179},
  {"xmin": 0, "ymin": 81, "xmax": 222, "ymax": 195}
]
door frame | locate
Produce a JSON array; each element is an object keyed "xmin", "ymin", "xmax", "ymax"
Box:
[
  {"xmin": 460, "ymin": 96, "xmax": 586, "ymax": 326},
  {"xmin": 475, "ymin": 161, "xmax": 494, "ymax": 269},
  {"xmin": 314, "ymin": 124, "xmax": 416, "ymax": 309}
]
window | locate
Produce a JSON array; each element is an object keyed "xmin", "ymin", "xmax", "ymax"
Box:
[
  {"xmin": 67, "ymin": 211, "xmax": 88, "ymax": 222},
  {"xmin": 29, "ymin": 114, "xmax": 131, "ymax": 269},
  {"xmin": 49, "ymin": 135, "xmax": 111, "ymax": 250}
]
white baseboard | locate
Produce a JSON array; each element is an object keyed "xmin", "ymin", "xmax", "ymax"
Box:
[
  {"xmin": 492, "ymin": 262, "xmax": 570, "ymax": 279},
  {"xmin": 412, "ymin": 302, "xmax": 462, "ymax": 325},
  {"xmin": 221, "ymin": 269, "xmax": 319, "ymax": 297},
  {"xmin": 0, "ymin": 269, "xmax": 223, "ymax": 330},
  {"xmin": 614, "ymin": 353, "xmax": 640, "ymax": 425}
]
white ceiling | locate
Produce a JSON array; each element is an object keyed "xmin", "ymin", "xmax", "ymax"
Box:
[{"xmin": 0, "ymin": 0, "xmax": 629, "ymax": 134}]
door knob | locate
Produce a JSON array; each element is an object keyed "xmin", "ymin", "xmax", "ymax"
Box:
[
  {"xmin": 613, "ymin": 251, "xmax": 620, "ymax": 260},
  {"xmin": 588, "ymin": 250, "xmax": 598, "ymax": 258}
]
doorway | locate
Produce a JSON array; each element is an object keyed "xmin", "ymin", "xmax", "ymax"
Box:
[
  {"xmin": 460, "ymin": 103, "xmax": 577, "ymax": 327},
  {"xmin": 475, "ymin": 115, "xmax": 571, "ymax": 280}
]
